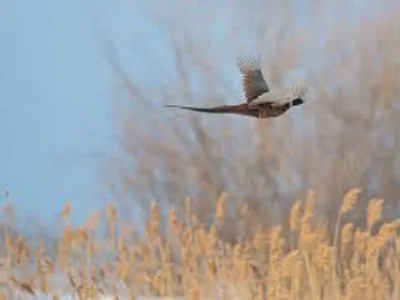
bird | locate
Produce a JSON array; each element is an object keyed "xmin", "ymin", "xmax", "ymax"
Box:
[{"xmin": 165, "ymin": 54, "xmax": 309, "ymax": 119}]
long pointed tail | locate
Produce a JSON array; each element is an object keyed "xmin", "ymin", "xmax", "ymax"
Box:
[{"xmin": 165, "ymin": 104, "xmax": 249, "ymax": 115}]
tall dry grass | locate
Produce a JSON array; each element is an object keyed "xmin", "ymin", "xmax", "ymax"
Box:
[{"xmin": 1, "ymin": 191, "xmax": 400, "ymax": 299}]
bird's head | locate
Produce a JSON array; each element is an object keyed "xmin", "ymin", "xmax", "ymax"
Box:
[
  {"xmin": 290, "ymin": 83, "xmax": 308, "ymax": 107},
  {"xmin": 292, "ymin": 98, "xmax": 304, "ymax": 106}
]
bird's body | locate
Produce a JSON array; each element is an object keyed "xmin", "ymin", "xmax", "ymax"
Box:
[
  {"xmin": 165, "ymin": 101, "xmax": 295, "ymax": 119},
  {"xmin": 166, "ymin": 54, "xmax": 308, "ymax": 119}
]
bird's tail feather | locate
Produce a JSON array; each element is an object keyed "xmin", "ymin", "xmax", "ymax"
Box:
[{"xmin": 165, "ymin": 104, "xmax": 248, "ymax": 114}]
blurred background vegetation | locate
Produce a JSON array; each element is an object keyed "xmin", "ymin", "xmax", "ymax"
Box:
[{"xmin": 98, "ymin": 0, "xmax": 400, "ymax": 242}]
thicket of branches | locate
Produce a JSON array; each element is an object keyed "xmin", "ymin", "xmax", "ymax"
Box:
[{"xmin": 101, "ymin": 0, "xmax": 400, "ymax": 242}]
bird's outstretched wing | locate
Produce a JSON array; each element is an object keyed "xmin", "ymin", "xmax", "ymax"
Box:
[
  {"xmin": 248, "ymin": 84, "xmax": 309, "ymax": 108},
  {"xmin": 237, "ymin": 54, "xmax": 270, "ymax": 103},
  {"xmin": 165, "ymin": 104, "xmax": 249, "ymax": 115}
]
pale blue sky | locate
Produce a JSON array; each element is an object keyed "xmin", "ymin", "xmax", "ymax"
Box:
[
  {"xmin": 0, "ymin": 1, "xmax": 115, "ymax": 225},
  {"xmin": 0, "ymin": 0, "xmax": 188, "ymax": 227}
]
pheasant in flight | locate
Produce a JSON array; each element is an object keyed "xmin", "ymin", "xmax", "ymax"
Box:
[{"xmin": 165, "ymin": 55, "xmax": 308, "ymax": 119}]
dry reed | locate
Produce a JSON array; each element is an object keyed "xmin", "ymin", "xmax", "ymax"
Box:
[{"xmin": 1, "ymin": 189, "xmax": 399, "ymax": 299}]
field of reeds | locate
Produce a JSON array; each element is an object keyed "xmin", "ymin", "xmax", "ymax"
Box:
[
  {"xmin": 4, "ymin": 0, "xmax": 400, "ymax": 299},
  {"xmin": 0, "ymin": 189, "xmax": 399, "ymax": 299}
]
